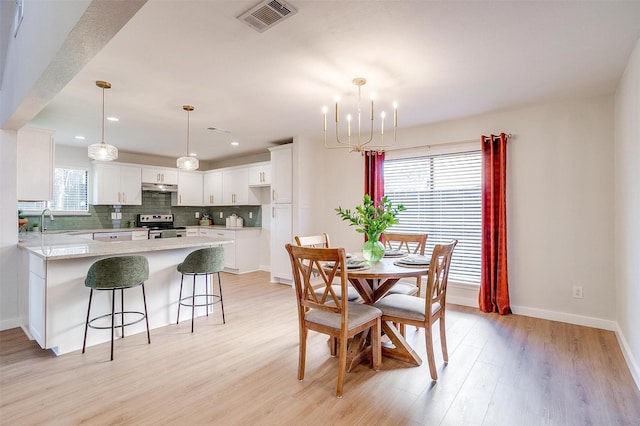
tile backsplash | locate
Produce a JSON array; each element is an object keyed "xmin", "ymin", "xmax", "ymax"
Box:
[{"xmin": 23, "ymin": 191, "xmax": 262, "ymax": 231}]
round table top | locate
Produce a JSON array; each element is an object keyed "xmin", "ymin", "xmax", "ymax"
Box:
[{"xmin": 345, "ymin": 255, "xmax": 429, "ymax": 279}]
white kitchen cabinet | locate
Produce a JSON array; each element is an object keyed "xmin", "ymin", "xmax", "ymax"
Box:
[
  {"xmin": 200, "ymin": 227, "xmax": 260, "ymax": 273},
  {"xmin": 141, "ymin": 167, "xmax": 178, "ymax": 185},
  {"xmin": 186, "ymin": 227, "xmax": 199, "ymax": 237},
  {"xmin": 203, "ymin": 170, "xmax": 223, "ymax": 206},
  {"xmin": 269, "ymin": 144, "xmax": 292, "ymax": 203},
  {"xmin": 222, "ymin": 167, "xmax": 259, "ymax": 205},
  {"xmin": 92, "ymin": 163, "xmax": 142, "ymax": 205},
  {"xmin": 17, "ymin": 128, "xmax": 55, "ymax": 201},
  {"xmin": 28, "ymin": 253, "xmax": 46, "ymax": 348},
  {"xmin": 248, "ymin": 162, "xmax": 271, "ymax": 186},
  {"xmin": 172, "ymin": 170, "xmax": 203, "ymax": 206},
  {"xmin": 270, "ymin": 203, "xmax": 292, "ymax": 283}
]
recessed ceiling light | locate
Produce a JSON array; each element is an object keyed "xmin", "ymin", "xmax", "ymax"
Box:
[
  {"xmin": 106, "ymin": 117, "xmax": 119, "ymax": 122},
  {"xmin": 231, "ymin": 141, "xmax": 239, "ymax": 146},
  {"xmin": 75, "ymin": 135, "xmax": 85, "ymax": 140}
]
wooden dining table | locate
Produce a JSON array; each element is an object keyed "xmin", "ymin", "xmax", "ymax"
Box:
[{"xmin": 342, "ymin": 255, "xmax": 430, "ymax": 371}]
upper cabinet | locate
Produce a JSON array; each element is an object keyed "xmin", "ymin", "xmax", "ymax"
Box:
[
  {"xmin": 92, "ymin": 163, "xmax": 142, "ymax": 205},
  {"xmin": 203, "ymin": 170, "xmax": 223, "ymax": 206},
  {"xmin": 172, "ymin": 170, "xmax": 203, "ymax": 206},
  {"xmin": 269, "ymin": 144, "xmax": 292, "ymax": 204},
  {"xmin": 141, "ymin": 167, "xmax": 178, "ymax": 185},
  {"xmin": 248, "ymin": 162, "xmax": 271, "ymax": 187},
  {"xmin": 17, "ymin": 128, "xmax": 55, "ymax": 202},
  {"xmin": 222, "ymin": 167, "xmax": 259, "ymax": 205}
]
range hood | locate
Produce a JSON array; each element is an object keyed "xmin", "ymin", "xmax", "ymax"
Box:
[{"xmin": 141, "ymin": 183, "xmax": 178, "ymax": 192}]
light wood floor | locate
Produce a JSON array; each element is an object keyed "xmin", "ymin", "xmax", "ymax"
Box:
[{"xmin": 1, "ymin": 271, "xmax": 639, "ymax": 425}]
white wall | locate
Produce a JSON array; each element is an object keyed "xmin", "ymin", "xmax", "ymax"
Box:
[
  {"xmin": 320, "ymin": 96, "xmax": 616, "ymax": 329},
  {"xmin": 614, "ymin": 38, "xmax": 640, "ymax": 387},
  {"xmin": 0, "ymin": 130, "xmax": 19, "ymax": 329}
]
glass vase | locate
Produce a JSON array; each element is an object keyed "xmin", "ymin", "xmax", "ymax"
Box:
[{"xmin": 362, "ymin": 233, "xmax": 385, "ymax": 263}]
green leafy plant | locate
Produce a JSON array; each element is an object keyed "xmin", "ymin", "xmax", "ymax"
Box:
[
  {"xmin": 335, "ymin": 194, "xmax": 405, "ymax": 240},
  {"xmin": 201, "ymin": 214, "xmax": 212, "ymax": 221}
]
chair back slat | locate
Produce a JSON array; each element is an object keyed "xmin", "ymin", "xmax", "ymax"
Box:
[
  {"xmin": 383, "ymin": 232, "xmax": 427, "ymax": 255},
  {"xmin": 295, "ymin": 233, "xmax": 330, "ymax": 248}
]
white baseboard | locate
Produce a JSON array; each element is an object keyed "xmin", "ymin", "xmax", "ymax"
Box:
[
  {"xmin": 0, "ymin": 317, "xmax": 20, "ymax": 331},
  {"xmin": 510, "ymin": 305, "xmax": 617, "ymax": 331},
  {"xmin": 615, "ymin": 324, "xmax": 640, "ymax": 391}
]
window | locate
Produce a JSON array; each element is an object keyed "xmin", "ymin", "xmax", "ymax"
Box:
[
  {"xmin": 18, "ymin": 168, "xmax": 89, "ymax": 214},
  {"xmin": 384, "ymin": 149, "xmax": 481, "ymax": 284}
]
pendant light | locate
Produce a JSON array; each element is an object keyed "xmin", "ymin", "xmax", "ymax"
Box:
[
  {"xmin": 176, "ymin": 105, "xmax": 199, "ymax": 170},
  {"xmin": 88, "ymin": 80, "xmax": 118, "ymax": 161}
]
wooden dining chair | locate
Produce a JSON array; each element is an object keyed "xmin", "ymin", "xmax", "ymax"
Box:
[
  {"xmin": 382, "ymin": 232, "xmax": 428, "ymax": 297},
  {"xmin": 373, "ymin": 240, "xmax": 457, "ymax": 381},
  {"xmin": 285, "ymin": 244, "xmax": 382, "ymax": 398},
  {"xmin": 294, "ymin": 234, "xmax": 360, "ymax": 302}
]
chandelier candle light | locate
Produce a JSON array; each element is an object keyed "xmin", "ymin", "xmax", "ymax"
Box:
[
  {"xmin": 323, "ymin": 77, "xmax": 397, "ymax": 153},
  {"xmin": 177, "ymin": 105, "xmax": 199, "ymax": 170},
  {"xmin": 88, "ymin": 80, "xmax": 118, "ymax": 161}
]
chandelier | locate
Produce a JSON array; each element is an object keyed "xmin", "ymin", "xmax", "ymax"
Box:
[
  {"xmin": 88, "ymin": 81, "xmax": 118, "ymax": 161},
  {"xmin": 323, "ymin": 77, "xmax": 397, "ymax": 153},
  {"xmin": 176, "ymin": 105, "xmax": 199, "ymax": 170}
]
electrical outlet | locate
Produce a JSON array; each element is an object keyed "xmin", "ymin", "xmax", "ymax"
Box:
[
  {"xmin": 195, "ymin": 212, "xmax": 200, "ymax": 218},
  {"xmin": 219, "ymin": 212, "xmax": 223, "ymax": 218},
  {"xmin": 111, "ymin": 212, "xmax": 117, "ymax": 220},
  {"xmin": 249, "ymin": 212, "xmax": 253, "ymax": 219},
  {"xmin": 572, "ymin": 286, "xmax": 583, "ymax": 299}
]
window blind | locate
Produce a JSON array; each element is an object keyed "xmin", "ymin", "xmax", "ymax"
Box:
[{"xmin": 384, "ymin": 150, "xmax": 481, "ymax": 284}]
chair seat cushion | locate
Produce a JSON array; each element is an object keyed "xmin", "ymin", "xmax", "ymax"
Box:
[
  {"xmin": 387, "ymin": 281, "xmax": 419, "ymax": 296},
  {"xmin": 314, "ymin": 285, "xmax": 361, "ymax": 301},
  {"xmin": 306, "ymin": 303, "xmax": 381, "ymax": 330},
  {"xmin": 373, "ymin": 294, "xmax": 441, "ymax": 322}
]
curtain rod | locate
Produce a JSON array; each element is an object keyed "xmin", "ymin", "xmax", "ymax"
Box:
[{"xmin": 385, "ymin": 133, "xmax": 512, "ymax": 152}]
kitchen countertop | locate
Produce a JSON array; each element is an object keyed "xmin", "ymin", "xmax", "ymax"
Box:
[
  {"xmin": 18, "ymin": 232, "xmax": 232, "ymax": 260},
  {"xmin": 186, "ymin": 225, "xmax": 261, "ymax": 231}
]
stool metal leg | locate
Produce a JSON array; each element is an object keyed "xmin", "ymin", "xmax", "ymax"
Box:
[
  {"xmin": 177, "ymin": 274, "xmax": 184, "ymax": 324},
  {"xmin": 217, "ymin": 272, "xmax": 225, "ymax": 324},
  {"xmin": 121, "ymin": 288, "xmax": 125, "ymax": 338},
  {"xmin": 191, "ymin": 274, "xmax": 196, "ymax": 333},
  {"xmin": 110, "ymin": 288, "xmax": 116, "ymax": 361},
  {"xmin": 82, "ymin": 289, "xmax": 94, "ymax": 353},
  {"xmin": 142, "ymin": 283, "xmax": 151, "ymax": 344}
]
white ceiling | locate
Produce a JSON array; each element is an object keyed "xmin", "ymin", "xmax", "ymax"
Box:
[{"xmin": 26, "ymin": 0, "xmax": 640, "ymax": 162}]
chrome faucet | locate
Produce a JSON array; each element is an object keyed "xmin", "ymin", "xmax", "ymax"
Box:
[{"xmin": 41, "ymin": 208, "xmax": 54, "ymax": 233}]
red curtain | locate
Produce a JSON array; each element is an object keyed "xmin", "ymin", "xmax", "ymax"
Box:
[
  {"xmin": 364, "ymin": 150, "xmax": 385, "ymax": 202},
  {"xmin": 364, "ymin": 150, "xmax": 385, "ymax": 242},
  {"xmin": 479, "ymin": 133, "xmax": 511, "ymax": 314}
]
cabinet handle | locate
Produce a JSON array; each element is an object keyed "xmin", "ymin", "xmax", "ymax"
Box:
[
  {"xmin": 272, "ymin": 189, "xmax": 276, "ymax": 201},
  {"xmin": 157, "ymin": 173, "xmax": 160, "ymax": 182},
  {"xmin": 161, "ymin": 173, "xmax": 164, "ymax": 182},
  {"xmin": 272, "ymin": 206, "xmax": 275, "ymax": 218}
]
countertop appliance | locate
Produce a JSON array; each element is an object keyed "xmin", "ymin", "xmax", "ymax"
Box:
[{"xmin": 136, "ymin": 214, "xmax": 186, "ymax": 239}]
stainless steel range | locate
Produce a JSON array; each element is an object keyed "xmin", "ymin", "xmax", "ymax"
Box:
[{"xmin": 136, "ymin": 214, "xmax": 186, "ymax": 239}]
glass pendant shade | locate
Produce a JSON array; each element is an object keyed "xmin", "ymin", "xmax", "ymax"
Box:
[
  {"xmin": 177, "ymin": 105, "xmax": 199, "ymax": 170},
  {"xmin": 177, "ymin": 155, "xmax": 199, "ymax": 170},
  {"xmin": 88, "ymin": 142, "xmax": 118, "ymax": 161},
  {"xmin": 89, "ymin": 80, "xmax": 118, "ymax": 161}
]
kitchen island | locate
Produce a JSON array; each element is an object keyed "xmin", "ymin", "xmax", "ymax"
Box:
[{"xmin": 18, "ymin": 233, "xmax": 233, "ymax": 355}]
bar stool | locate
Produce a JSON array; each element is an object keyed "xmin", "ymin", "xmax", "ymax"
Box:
[
  {"xmin": 176, "ymin": 246, "xmax": 226, "ymax": 332},
  {"xmin": 82, "ymin": 255, "xmax": 150, "ymax": 361}
]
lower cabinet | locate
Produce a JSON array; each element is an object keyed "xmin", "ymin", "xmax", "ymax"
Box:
[{"xmin": 199, "ymin": 228, "xmax": 260, "ymax": 274}]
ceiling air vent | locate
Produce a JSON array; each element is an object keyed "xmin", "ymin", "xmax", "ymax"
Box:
[{"xmin": 237, "ymin": 0, "xmax": 297, "ymax": 33}]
